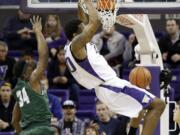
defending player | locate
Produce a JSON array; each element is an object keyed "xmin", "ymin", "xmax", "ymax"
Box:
[
  {"xmin": 64, "ymin": 0, "xmax": 166, "ymax": 135},
  {"xmin": 11, "ymin": 16, "xmax": 54, "ymax": 135}
]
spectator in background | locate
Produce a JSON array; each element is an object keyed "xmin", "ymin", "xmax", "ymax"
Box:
[
  {"xmin": 58, "ymin": 100, "xmax": 85, "ymax": 135},
  {"xmin": 123, "ymin": 33, "xmax": 138, "ymax": 68},
  {"xmin": 85, "ymin": 123, "xmax": 100, "ymax": 135},
  {"xmin": 47, "ymin": 46, "xmax": 80, "ymax": 106},
  {"xmin": 94, "ymin": 100, "xmax": 127, "ymax": 135},
  {"xmin": 44, "ymin": 14, "xmax": 67, "ymax": 59},
  {"xmin": 92, "ymin": 25, "xmax": 128, "ymax": 67},
  {"xmin": 0, "ymin": 41, "xmax": 16, "ymax": 84},
  {"xmin": 158, "ymin": 19, "xmax": 180, "ymax": 68},
  {"xmin": 41, "ymin": 76, "xmax": 62, "ymax": 121},
  {"xmin": 3, "ymin": 9, "xmax": 36, "ymax": 50},
  {"xmin": 0, "ymin": 81, "xmax": 15, "ymax": 132}
]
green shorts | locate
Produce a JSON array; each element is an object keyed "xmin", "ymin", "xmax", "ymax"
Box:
[{"xmin": 20, "ymin": 126, "xmax": 55, "ymax": 135}]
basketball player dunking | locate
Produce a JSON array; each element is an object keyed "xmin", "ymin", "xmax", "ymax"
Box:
[{"xmin": 64, "ymin": 0, "xmax": 165, "ymax": 135}]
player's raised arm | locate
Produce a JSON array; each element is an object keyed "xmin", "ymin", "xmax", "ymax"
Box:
[
  {"xmin": 30, "ymin": 16, "xmax": 48, "ymax": 83},
  {"xmin": 71, "ymin": 0, "xmax": 100, "ymax": 58},
  {"xmin": 78, "ymin": 3, "xmax": 88, "ymax": 25}
]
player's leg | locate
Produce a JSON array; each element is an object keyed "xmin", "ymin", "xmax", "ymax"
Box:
[{"xmin": 141, "ymin": 98, "xmax": 165, "ymax": 135}]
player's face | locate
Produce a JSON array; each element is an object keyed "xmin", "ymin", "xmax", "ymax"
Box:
[
  {"xmin": 166, "ymin": 20, "xmax": 178, "ymax": 35},
  {"xmin": 173, "ymin": 105, "xmax": 180, "ymax": 123},
  {"xmin": 47, "ymin": 15, "xmax": 57, "ymax": 27},
  {"xmin": 96, "ymin": 103, "xmax": 110, "ymax": 122},
  {"xmin": 85, "ymin": 128, "xmax": 97, "ymax": 135},
  {"xmin": 0, "ymin": 86, "xmax": 12, "ymax": 102},
  {"xmin": 0, "ymin": 45, "xmax": 7, "ymax": 61},
  {"xmin": 23, "ymin": 61, "xmax": 36, "ymax": 81}
]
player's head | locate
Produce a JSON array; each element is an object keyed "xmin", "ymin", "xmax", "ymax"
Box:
[
  {"xmin": 166, "ymin": 19, "xmax": 179, "ymax": 35},
  {"xmin": 64, "ymin": 19, "xmax": 83, "ymax": 41},
  {"xmin": 85, "ymin": 123, "xmax": 99, "ymax": 135},
  {"xmin": 62, "ymin": 100, "xmax": 76, "ymax": 121},
  {"xmin": 22, "ymin": 61, "xmax": 36, "ymax": 81},
  {"xmin": 57, "ymin": 46, "xmax": 65, "ymax": 64},
  {"xmin": 0, "ymin": 82, "xmax": 12, "ymax": 102},
  {"xmin": 95, "ymin": 100, "xmax": 110, "ymax": 122},
  {"xmin": 0, "ymin": 41, "xmax": 8, "ymax": 61},
  {"xmin": 14, "ymin": 60, "xmax": 36, "ymax": 81},
  {"xmin": 173, "ymin": 101, "xmax": 180, "ymax": 124}
]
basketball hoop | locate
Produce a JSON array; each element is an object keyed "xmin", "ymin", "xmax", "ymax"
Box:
[{"xmin": 79, "ymin": 0, "xmax": 118, "ymax": 31}]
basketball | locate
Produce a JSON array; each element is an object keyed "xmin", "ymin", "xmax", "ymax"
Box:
[
  {"xmin": 129, "ymin": 66, "xmax": 152, "ymax": 89},
  {"xmin": 96, "ymin": 0, "xmax": 115, "ymax": 10}
]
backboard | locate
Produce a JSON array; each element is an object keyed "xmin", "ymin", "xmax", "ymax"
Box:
[{"xmin": 20, "ymin": 0, "xmax": 180, "ymax": 14}]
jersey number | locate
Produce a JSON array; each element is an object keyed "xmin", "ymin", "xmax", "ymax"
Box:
[
  {"xmin": 66, "ymin": 57, "xmax": 76, "ymax": 72},
  {"xmin": 16, "ymin": 87, "xmax": 30, "ymax": 107}
]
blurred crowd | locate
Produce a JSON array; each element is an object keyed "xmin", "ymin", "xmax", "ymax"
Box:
[{"xmin": 0, "ymin": 9, "xmax": 180, "ymax": 135}]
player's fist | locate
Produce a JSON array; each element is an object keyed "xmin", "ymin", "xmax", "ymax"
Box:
[{"xmin": 30, "ymin": 16, "xmax": 42, "ymax": 33}]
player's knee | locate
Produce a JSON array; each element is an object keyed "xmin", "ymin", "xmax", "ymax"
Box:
[{"xmin": 152, "ymin": 98, "xmax": 166, "ymax": 113}]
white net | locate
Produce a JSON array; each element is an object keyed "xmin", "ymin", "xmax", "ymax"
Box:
[
  {"xmin": 98, "ymin": 8, "xmax": 118, "ymax": 31},
  {"xmin": 79, "ymin": 0, "xmax": 118, "ymax": 31}
]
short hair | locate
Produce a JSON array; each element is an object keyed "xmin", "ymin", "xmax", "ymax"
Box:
[
  {"xmin": 0, "ymin": 41, "xmax": 8, "ymax": 51},
  {"xmin": 13, "ymin": 60, "xmax": 36, "ymax": 79},
  {"xmin": 64, "ymin": 19, "xmax": 82, "ymax": 41},
  {"xmin": 0, "ymin": 81, "xmax": 12, "ymax": 89},
  {"xmin": 166, "ymin": 18, "xmax": 179, "ymax": 26},
  {"xmin": 13, "ymin": 60, "xmax": 27, "ymax": 78}
]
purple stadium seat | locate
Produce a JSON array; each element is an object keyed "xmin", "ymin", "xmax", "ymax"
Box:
[
  {"xmin": 48, "ymin": 89, "xmax": 69, "ymax": 103},
  {"xmin": 79, "ymin": 90, "xmax": 96, "ymax": 110},
  {"xmin": 171, "ymin": 69, "xmax": 180, "ymax": 83},
  {"xmin": 0, "ymin": 132, "xmax": 14, "ymax": 135},
  {"xmin": 0, "ymin": 0, "xmax": 20, "ymax": 5},
  {"xmin": 8, "ymin": 50, "xmax": 38, "ymax": 59},
  {"xmin": 169, "ymin": 69, "xmax": 180, "ymax": 101},
  {"xmin": 76, "ymin": 110, "xmax": 95, "ymax": 120}
]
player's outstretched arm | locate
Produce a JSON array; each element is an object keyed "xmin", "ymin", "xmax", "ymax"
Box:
[
  {"xmin": 12, "ymin": 102, "xmax": 22, "ymax": 134},
  {"xmin": 78, "ymin": 3, "xmax": 88, "ymax": 25},
  {"xmin": 30, "ymin": 16, "xmax": 48, "ymax": 84},
  {"xmin": 71, "ymin": 0, "xmax": 100, "ymax": 59}
]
